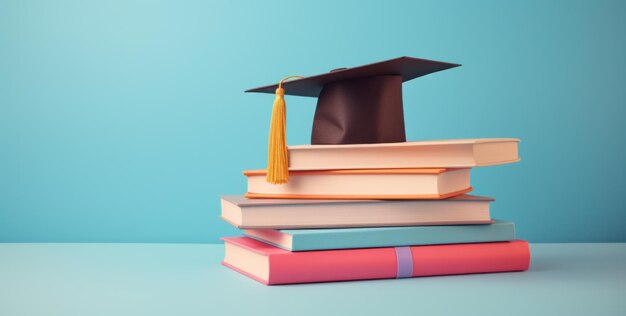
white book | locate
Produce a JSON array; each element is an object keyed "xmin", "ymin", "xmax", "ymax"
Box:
[
  {"xmin": 286, "ymin": 138, "xmax": 520, "ymax": 170},
  {"xmin": 244, "ymin": 168, "xmax": 471, "ymax": 200},
  {"xmin": 221, "ymin": 194, "xmax": 493, "ymax": 229}
]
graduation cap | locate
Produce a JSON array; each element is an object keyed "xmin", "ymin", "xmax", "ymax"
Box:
[{"xmin": 246, "ymin": 56, "xmax": 460, "ymax": 184}]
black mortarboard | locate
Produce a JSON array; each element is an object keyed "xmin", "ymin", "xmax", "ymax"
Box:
[{"xmin": 247, "ymin": 56, "xmax": 460, "ymax": 184}]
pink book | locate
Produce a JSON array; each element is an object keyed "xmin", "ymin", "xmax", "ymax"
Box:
[{"xmin": 222, "ymin": 237, "xmax": 530, "ymax": 285}]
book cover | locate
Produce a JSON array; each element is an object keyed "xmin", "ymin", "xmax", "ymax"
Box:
[
  {"xmin": 222, "ymin": 237, "xmax": 530, "ymax": 285},
  {"xmin": 244, "ymin": 220, "xmax": 515, "ymax": 251}
]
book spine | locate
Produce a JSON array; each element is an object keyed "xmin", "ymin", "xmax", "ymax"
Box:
[{"xmin": 267, "ymin": 241, "xmax": 529, "ymax": 284}]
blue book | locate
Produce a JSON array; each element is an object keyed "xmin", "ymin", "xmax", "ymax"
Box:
[{"xmin": 244, "ymin": 220, "xmax": 515, "ymax": 251}]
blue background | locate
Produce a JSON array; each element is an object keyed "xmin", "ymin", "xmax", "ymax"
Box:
[{"xmin": 1, "ymin": 0, "xmax": 625, "ymax": 243}]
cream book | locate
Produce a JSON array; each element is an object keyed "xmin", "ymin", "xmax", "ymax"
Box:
[
  {"xmin": 244, "ymin": 168, "xmax": 471, "ymax": 200},
  {"xmin": 286, "ymin": 138, "xmax": 519, "ymax": 170},
  {"xmin": 221, "ymin": 194, "xmax": 493, "ymax": 229}
]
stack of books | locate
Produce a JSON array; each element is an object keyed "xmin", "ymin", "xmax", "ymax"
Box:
[{"xmin": 220, "ymin": 138, "xmax": 530, "ymax": 285}]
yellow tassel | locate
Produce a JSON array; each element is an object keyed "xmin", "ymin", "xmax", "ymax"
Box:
[{"xmin": 266, "ymin": 76, "xmax": 303, "ymax": 184}]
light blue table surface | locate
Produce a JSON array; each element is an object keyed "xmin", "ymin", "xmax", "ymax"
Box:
[{"xmin": 1, "ymin": 243, "xmax": 625, "ymax": 316}]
